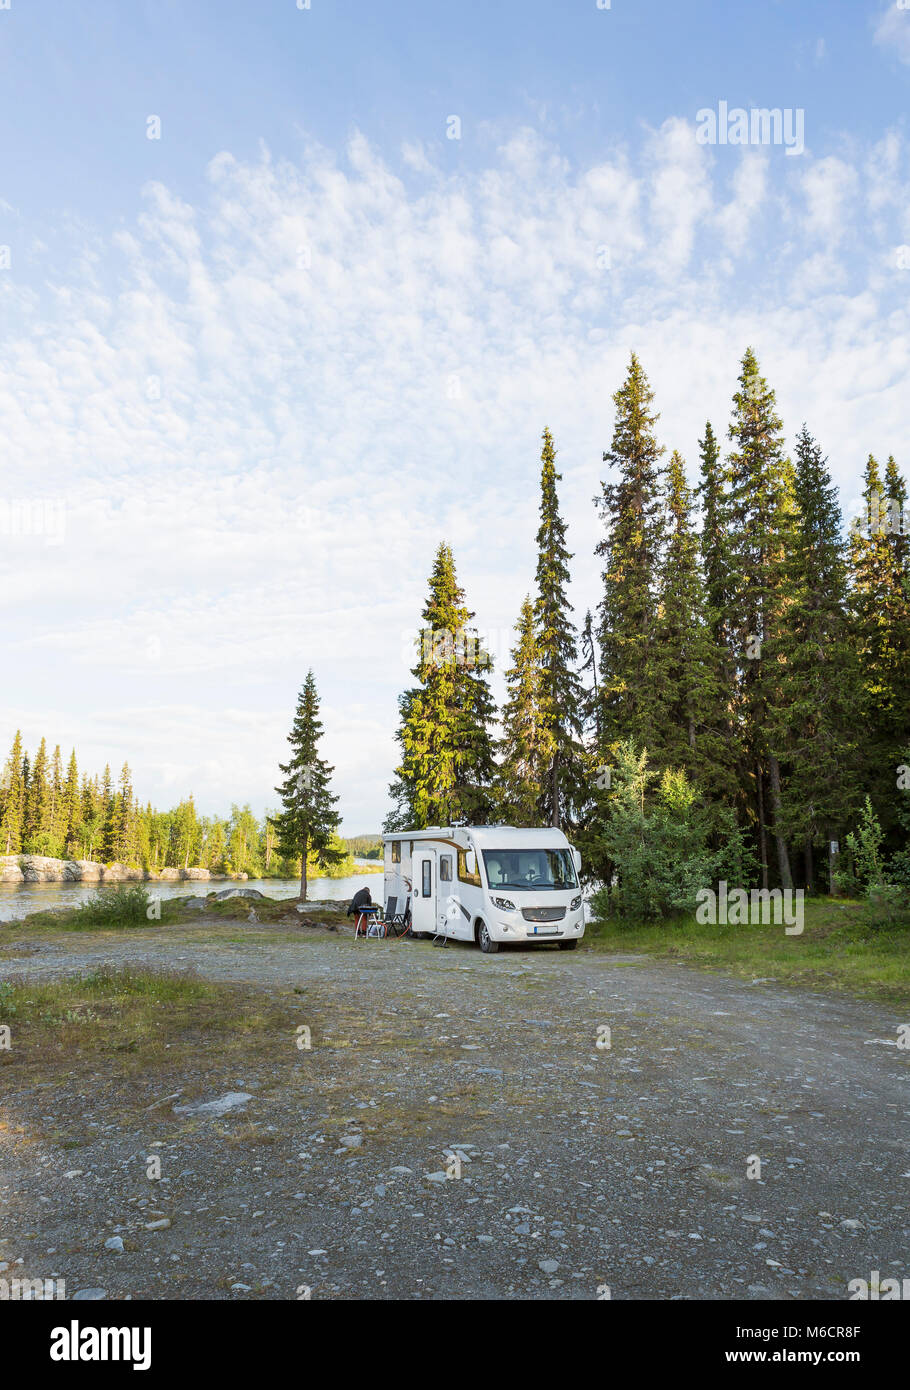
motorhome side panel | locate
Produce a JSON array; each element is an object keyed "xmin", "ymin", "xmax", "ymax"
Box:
[{"xmin": 383, "ymin": 834, "xmax": 413, "ymax": 918}]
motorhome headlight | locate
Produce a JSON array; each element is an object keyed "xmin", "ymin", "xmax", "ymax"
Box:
[
  {"xmin": 571, "ymin": 894, "xmax": 582, "ymax": 911},
  {"xmin": 492, "ymin": 896, "xmax": 516, "ymax": 911}
]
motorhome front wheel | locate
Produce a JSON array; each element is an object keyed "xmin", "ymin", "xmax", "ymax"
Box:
[{"xmin": 477, "ymin": 920, "xmax": 498, "ymax": 954}]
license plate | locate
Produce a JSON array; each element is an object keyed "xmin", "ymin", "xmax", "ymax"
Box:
[{"xmin": 531, "ymin": 926, "xmax": 559, "ymax": 935}]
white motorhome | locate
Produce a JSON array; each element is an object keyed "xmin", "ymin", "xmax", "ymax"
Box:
[{"xmin": 382, "ymin": 824, "xmax": 584, "ymax": 954}]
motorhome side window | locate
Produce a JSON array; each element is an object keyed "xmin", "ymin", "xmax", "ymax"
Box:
[
  {"xmin": 422, "ymin": 860, "xmax": 432, "ymax": 896},
  {"xmin": 391, "ymin": 841, "xmax": 401, "ymax": 864},
  {"xmin": 440, "ymin": 855, "xmax": 453, "ymax": 882},
  {"xmin": 457, "ymin": 847, "xmax": 481, "ymax": 886}
]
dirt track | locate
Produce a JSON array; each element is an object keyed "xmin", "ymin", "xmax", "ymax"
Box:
[{"xmin": 1, "ymin": 921, "xmax": 908, "ymax": 1300}]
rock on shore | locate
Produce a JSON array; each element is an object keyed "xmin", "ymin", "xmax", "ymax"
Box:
[{"xmin": 0, "ymin": 856, "xmax": 249, "ymax": 885}]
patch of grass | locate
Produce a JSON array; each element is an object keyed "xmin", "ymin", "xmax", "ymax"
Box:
[
  {"xmin": 586, "ymin": 897, "xmax": 910, "ymax": 1005},
  {"xmin": 0, "ymin": 979, "xmax": 18, "ymax": 1016},
  {"xmin": 1, "ymin": 964, "xmax": 210, "ymax": 1025},
  {"xmin": 0, "ymin": 966, "xmax": 255, "ymax": 1088}
]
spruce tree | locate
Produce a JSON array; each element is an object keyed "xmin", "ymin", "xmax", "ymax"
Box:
[
  {"xmin": 697, "ymin": 420, "xmax": 739, "ymax": 734},
  {"xmin": 498, "ymin": 597, "xmax": 550, "ymax": 825},
  {"xmin": 385, "ymin": 543, "xmax": 496, "ymax": 830},
  {"xmin": 100, "ymin": 764, "xmax": 117, "ymax": 862},
  {"xmin": 271, "ymin": 670, "xmax": 344, "ymax": 899},
  {"xmin": 725, "ymin": 348, "xmax": 794, "ymax": 888},
  {"xmin": 595, "ymin": 353, "xmax": 666, "ymax": 759},
  {"xmin": 534, "ymin": 427, "xmax": 586, "ymax": 828},
  {"xmin": 651, "ymin": 451, "xmax": 736, "ymax": 798},
  {"xmin": 0, "ymin": 731, "xmax": 25, "ymax": 855},
  {"xmin": 849, "ymin": 455, "xmax": 910, "ymax": 839},
  {"xmin": 579, "ymin": 609, "xmax": 600, "ymax": 741},
  {"xmin": 49, "ymin": 745, "xmax": 64, "ymax": 846},
  {"xmin": 81, "ymin": 775, "xmax": 103, "ymax": 860},
  {"xmin": 885, "ymin": 456, "xmax": 908, "ymax": 575},
  {"xmin": 770, "ymin": 426, "xmax": 862, "ymax": 887},
  {"xmin": 62, "ymin": 751, "xmax": 81, "ymax": 857},
  {"xmin": 115, "ymin": 763, "xmax": 138, "ymax": 865},
  {"xmin": 24, "ymin": 737, "xmax": 49, "ymax": 850},
  {"xmin": 697, "ymin": 421, "xmax": 733, "ymax": 642}
]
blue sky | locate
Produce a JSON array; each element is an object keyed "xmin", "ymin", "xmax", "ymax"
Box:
[{"xmin": 2, "ymin": 0, "xmax": 910, "ymax": 832}]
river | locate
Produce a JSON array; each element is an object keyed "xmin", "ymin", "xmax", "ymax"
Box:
[{"xmin": 0, "ymin": 868, "xmax": 384, "ymax": 923}]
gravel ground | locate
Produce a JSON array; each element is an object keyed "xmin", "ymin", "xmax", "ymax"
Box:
[{"xmin": 1, "ymin": 921, "xmax": 908, "ymax": 1300}]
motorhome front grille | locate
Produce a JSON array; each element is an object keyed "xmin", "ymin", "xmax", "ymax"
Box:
[{"xmin": 521, "ymin": 906, "xmax": 566, "ymax": 923}]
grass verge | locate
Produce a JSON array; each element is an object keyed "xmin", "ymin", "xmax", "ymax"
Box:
[
  {"xmin": 0, "ymin": 893, "xmax": 349, "ymax": 936},
  {"xmin": 586, "ymin": 896, "xmax": 910, "ymax": 1006}
]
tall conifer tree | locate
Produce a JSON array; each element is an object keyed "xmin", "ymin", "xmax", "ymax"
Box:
[
  {"xmin": 0, "ymin": 731, "xmax": 25, "ymax": 855},
  {"xmin": 386, "ymin": 543, "xmax": 496, "ymax": 830},
  {"xmin": 725, "ymin": 349, "xmax": 794, "ymax": 888},
  {"xmin": 651, "ymin": 452, "xmax": 736, "ymax": 798},
  {"xmin": 534, "ymin": 428, "xmax": 586, "ymax": 828},
  {"xmin": 849, "ymin": 455, "xmax": 910, "ymax": 838},
  {"xmin": 770, "ymin": 426, "xmax": 861, "ymax": 886},
  {"xmin": 498, "ymin": 597, "xmax": 550, "ymax": 825},
  {"xmin": 595, "ymin": 353, "xmax": 666, "ymax": 759},
  {"xmin": 271, "ymin": 671, "xmax": 343, "ymax": 899},
  {"xmin": 63, "ymin": 750, "xmax": 81, "ymax": 856},
  {"xmin": 100, "ymin": 763, "xmax": 117, "ymax": 861},
  {"xmin": 24, "ymin": 737, "xmax": 49, "ymax": 849}
]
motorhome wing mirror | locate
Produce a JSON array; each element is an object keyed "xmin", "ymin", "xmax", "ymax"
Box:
[
  {"xmin": 572, "ymin": 849, "xmax": 582, "ymax": 874},
  {"xmin": 465, "ymin": 849, "xmax": 476, "ymax": 876}
]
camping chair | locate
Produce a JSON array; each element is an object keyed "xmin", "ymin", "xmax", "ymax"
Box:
[{"xmin": 383, "ymin": 896, "xmax": 411, "ymax": 939}]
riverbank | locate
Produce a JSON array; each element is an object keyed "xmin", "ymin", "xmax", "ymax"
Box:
[
  {"xmin": 0, "ymin": 855, "xmax": 249, "ymax": 885},
  {"xmin": 0, "ymin": 854, "xmax": 384, "ymax": 885},
  {"xmin": 0, "ymin": 870, "xmax": 385, "ymax": 922}
]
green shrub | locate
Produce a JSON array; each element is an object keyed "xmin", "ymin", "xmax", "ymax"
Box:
[
  {"xmin": 588, "ymin": 743, "xmax": 756, "ymax": 922},
  {"xmin": 865, "ymin": 882, "xmax": 910, "ymax": 928},
  {"xmin": 889, "ymin": 848, "xmax": 910, "ymax": 888},
  {"xmin": 76, "ymin": 882, "xmax": 152, "ymax": 928},
  {"xmin": 845, "ymin": 797, "xmax": 887, "ymax": 889},
  {"xmin": 843, "ymin": 798, "xmax": 910, "ymax": 926}
]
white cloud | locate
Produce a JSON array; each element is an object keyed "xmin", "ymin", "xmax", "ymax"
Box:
[{"xmin": 874, "ymin": 3, "xmax": 910, "ymax": 65}]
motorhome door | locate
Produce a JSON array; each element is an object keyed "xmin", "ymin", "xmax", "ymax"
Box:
[{"xmin": 411, "ymin": 849, "xmax": 437, "ymax": 935}]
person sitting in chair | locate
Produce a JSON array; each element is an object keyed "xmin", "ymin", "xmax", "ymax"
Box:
[{"xmin": 346, "ymin": 886, "xmax": 373, "ymax": 918}]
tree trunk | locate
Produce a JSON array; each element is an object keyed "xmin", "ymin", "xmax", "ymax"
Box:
[
  {"xmin": 299, "ymin": 833, "xmax": 308, "ymax": 901},
  {"xmin": 767, "ymin": 753, "xmax": 792, "ymax": 888},
  {"xmin": 756, "ymin": 761, "xmax": 769, "ymax": 891},
  {"xmin": 550, "ymin": 753, "xmax": 560, "ymax": 830},
  {"xmin": 804, "ymin": 836, "xmax": 814, "ymax": 894}
]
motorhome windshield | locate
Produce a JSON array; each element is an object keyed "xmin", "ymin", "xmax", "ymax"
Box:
[{"xmin": 482, "ymin": 848, "xmax": 578, "ymax": 891}]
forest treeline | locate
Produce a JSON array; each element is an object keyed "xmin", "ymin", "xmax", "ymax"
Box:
[
  {"xmin": 0, "ymin": 736, "xmax": 372, "ymax": 879},
  {"xmin": 386, "ymin": 350, "xmax": 910, "ymax": 914}
]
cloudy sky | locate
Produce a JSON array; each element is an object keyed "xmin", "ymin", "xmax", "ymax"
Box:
[{"xmin": 2, "ymin": 0, "xmax": 910, "ymax": 832}]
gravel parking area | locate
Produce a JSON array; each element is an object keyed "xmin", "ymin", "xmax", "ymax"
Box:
[{"xmin": 1, "ymin": 920, "xmax": 908, "ymax": 1300}]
